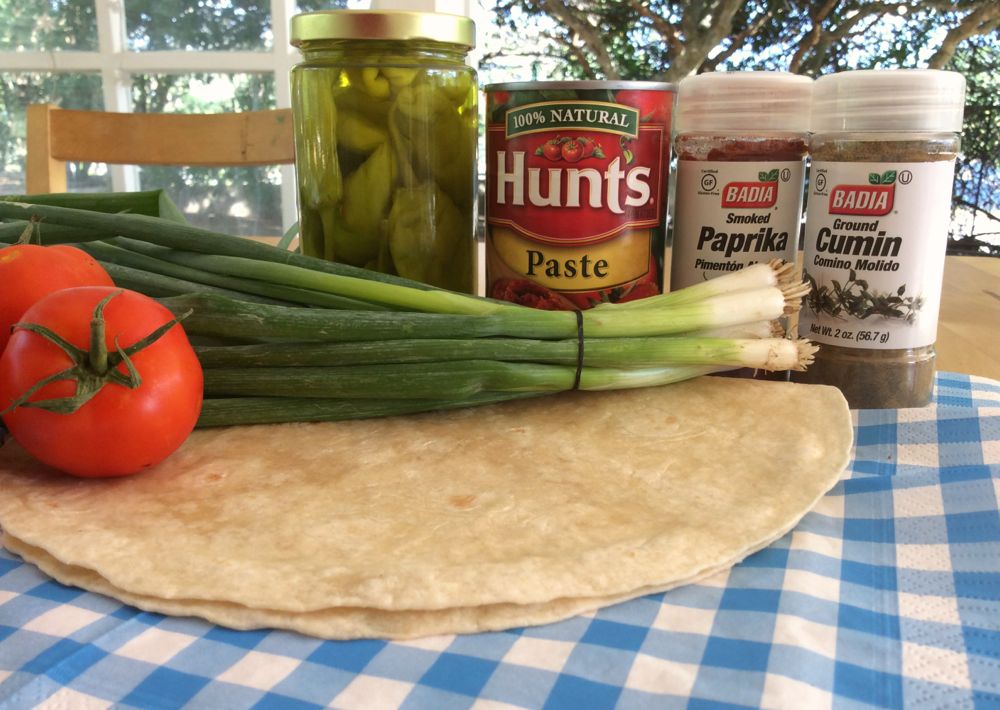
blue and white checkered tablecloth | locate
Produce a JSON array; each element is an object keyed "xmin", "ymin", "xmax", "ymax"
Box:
[{"xmin": 1, "ymin": 372, "xmax": 998, "ymax": 710}]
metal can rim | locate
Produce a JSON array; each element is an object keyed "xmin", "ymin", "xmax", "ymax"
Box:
[{"xmin": 486, "ymin": 80, "xmax": 676, "ymax": 92}]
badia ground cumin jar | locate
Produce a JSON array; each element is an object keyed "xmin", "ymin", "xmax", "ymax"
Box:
[
  {"xmin": 290, "ymin": 10, "xmax": 478, "ymax": 293},
  {"xmin": 794, "ymin": 69, "xmax": 966, "ymax": 408}
]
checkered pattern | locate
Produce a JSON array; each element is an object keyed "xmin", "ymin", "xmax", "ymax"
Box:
[{"xmin": 2, "ymin": 372, "xmax": 998, "ymax": 709}]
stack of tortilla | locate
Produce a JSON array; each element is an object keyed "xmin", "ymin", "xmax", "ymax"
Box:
[{"xmin": 0, "ymin": 377, "xmax": 852, "ymax": 640}]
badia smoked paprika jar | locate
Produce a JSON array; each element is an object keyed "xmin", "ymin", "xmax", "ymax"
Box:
[
  {"xmin": 289, "ymin": 10, "xmax": 478, "ymax": 293},
  {"xmin": 670, "ymin": 72, "xmax": 812, "ymax": 290},
  {"xmin": 795, "ymin": 69, "xmax": 966, "ymax": 409}
]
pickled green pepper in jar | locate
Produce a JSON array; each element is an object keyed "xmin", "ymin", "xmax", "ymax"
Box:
[{"xmin": 289, "ymin": 10, "xmax": 478, "ymax": 293}]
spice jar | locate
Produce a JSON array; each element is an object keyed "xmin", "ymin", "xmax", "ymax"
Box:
[
  {"xmin": 795, "ymin": 69, "xmax": 966, "ymax": 408},
  {"xmin": 671, "ymin": 71, "xmax": 812, "ymax": 380},
  {"xmin": 289, "ymin": 10, "xmax": 478, "ymax": 293},
  {"xmin": 671, "ymin": 72, "xmax": 811, "ymax": 291}
]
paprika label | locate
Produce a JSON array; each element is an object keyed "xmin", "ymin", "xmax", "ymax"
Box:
[
  {"xmin": 670, "ymin": 139, "xmax": 807, "ymax": 291},
  {"xmin": 485, "ymin": 82, "xmax": 674, "ymax": 310}
]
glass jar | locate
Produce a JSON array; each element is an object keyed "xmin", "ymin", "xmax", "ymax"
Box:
[
  {"xmin": 671, "ymin": 72, "xmax": 811, "ymax": 291},
  {"xmin": 671, "ymin": 71, "xmax": 812, "ymax": 380},
  {"xmin": 795, "ymin": 69, "xmax": 966, "ymax": 408},
  {"xmin": 289, "ymin": 10, "xmax": 478, "ymax": 293}
]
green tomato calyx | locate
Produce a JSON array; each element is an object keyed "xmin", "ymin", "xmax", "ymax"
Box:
[{"xmin": 1, "ymin": 290, "xmax": 191, "ymax": 416}]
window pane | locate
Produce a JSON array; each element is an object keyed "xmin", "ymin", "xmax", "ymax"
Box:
[
  {"xmin": 124, "ymin": 0, "xmax": 353, "ymax": 52},
  {"xmin": 126, "ymin": 0, "xmax": 271, "ymax": 51},
  {"xmin": 138, "ymin": 165, "xmax": 284, "ymax": 237},
  {"xmin": 130, "ymin": 72, "xmax": 282, "ymax": 237},
  {"xmin": 0, "ymin": 0, "xmax": 98, "ymax": 51},
  {"xmin": 0, "ymin": 73, "xmax": 110, "ymax": 195},
  {"xmin": 131, "ymin": 72, "xmax": 274, "ymax": 113}
]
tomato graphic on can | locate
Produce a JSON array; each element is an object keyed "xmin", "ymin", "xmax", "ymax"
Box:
[{"xmin": 485, "ymin": 81, "xmax": 675, "ymax": 309}]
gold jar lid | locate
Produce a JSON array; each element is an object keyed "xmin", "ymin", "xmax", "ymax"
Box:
[{"xmin": 290, "ymin": 10, "xmax": 475, "ymax": 49}]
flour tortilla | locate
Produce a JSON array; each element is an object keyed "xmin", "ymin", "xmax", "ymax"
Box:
[
  {"xmin": 3, "ymin": 534, "xmax": 723, "ymax": 639},
  {"xmin": 0, "ymin": 377, "xmax": 852, "ymax": 638}
]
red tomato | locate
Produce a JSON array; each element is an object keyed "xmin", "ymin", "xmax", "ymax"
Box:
[
  {"xmin": 577, "ymin": 136, "xmax": 596, "ymax": 158},
  {"xmin": 490, "ymin": 278, "xmax": 574, "ymax": 310},
  {"xmin": 0, "ymin": 287, "xmax": 203, "ymax": 478},
  {"xmin": 561, "ymin": 139, "xmax": 583, "ymax": 163},
  {"xmin": 490, "ymin": 90, "xmax": 510, "ymax": 111},
  {"xmin": 563, "ymin": 291, "xmax": 601, "ymax": 310},
  {"xmin": 616, "ymin": 281, "xmax": 660, "ymax": 303},
  {"xmin": 0, "ymin": 244, "xmax": 113, "ymax": 352},
  {"xmin": 614, "ymin": 89, "xmax": 668, "ymax": 123},
  {"xmin": 541, "ymin": 138, "xmax": 563, "ymax": 161}
]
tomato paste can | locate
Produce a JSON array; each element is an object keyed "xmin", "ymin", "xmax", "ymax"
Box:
[{"xmin": 484, "ymin": 81, "xmax": 675, "ymax": 309}]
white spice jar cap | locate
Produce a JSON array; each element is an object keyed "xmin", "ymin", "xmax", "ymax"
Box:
[
  {"xmin": 674, "ymin": 71, "xmax": 813, "ymax": 133},
  {"xmin": 811, "ymin": 69, "xmax": 966, "ymax": 133}
]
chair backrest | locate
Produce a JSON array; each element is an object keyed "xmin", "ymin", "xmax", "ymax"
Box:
[{"xmin": 26, "ymin": 104, "xmax": 296, "ymax": 194}]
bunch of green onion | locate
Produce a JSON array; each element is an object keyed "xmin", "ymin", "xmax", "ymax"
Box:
[{"xmin": 0, "ymin": 192, "xmax": 815, "ymax": 427}]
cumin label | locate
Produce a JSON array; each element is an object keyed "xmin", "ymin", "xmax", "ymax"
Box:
[{"xmin": 800, "ymin": 161, "xmax": 956, "ymax": 350}]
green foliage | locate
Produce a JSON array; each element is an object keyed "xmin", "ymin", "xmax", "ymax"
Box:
[
  {"xmin": 0, "ymin": 0, "xmax": 103, "ymax": 191},
  {"xmin": 0, "ymin": 0, "xmax": 96, "ymax": 51},
  {"xmin": 946, "ymin": 35, "xmax": 1000, "ymax": 253},
  {"xmin": 0, "ymin": 73, "xmax": 106, "ymax": 191},
  {"xmin": 125, "ymin": 0, "xmax": 271, "ymax": 51},
  {"xmin": 948, "ymin": 39, "xmax": 999, "ymax": 199}
]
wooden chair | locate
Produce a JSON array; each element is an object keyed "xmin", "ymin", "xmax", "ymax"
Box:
[{"xmin": 26, "ymin": 104, "xmax": 296, "ymax": 194}]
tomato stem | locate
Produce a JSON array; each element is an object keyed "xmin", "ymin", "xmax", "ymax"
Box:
[
  {"xmin": 16, "ymin": 217, "xmax": 41, "ymax": 246},
  {"xmin": 88, "ymin": 291, "xmax": 118, "ymax": 375}
]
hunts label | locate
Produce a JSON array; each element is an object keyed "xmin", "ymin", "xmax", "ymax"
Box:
[
  {"xmin": 505, "ymin": 101, "xmax": 640, "ymax": 139},
  {"xmin": 485, "ymin": 85, "xmax": 673, "ymax": 309}
]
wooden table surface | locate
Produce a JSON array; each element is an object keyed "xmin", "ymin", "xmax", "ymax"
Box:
[{"xmin": 937, "ymin": 256, "xmax": 1000, "ymax": 380}]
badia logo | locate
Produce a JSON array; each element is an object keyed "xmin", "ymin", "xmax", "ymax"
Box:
[
  {"xmin": 829, "ymin": 170, "xmax": 897, "ymax": 216},
  {"xmin": 721, "ymin": 169, "xmax": 778, "ymax": 209}
]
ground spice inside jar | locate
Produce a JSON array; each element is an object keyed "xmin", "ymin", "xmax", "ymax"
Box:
[
  {"xmin": 794, "ymin": 69, "xmax": 966, "ymax": 408},
  {"xmin": 676, "ymin": 136, "xmax": 809, "ymax": 163}
]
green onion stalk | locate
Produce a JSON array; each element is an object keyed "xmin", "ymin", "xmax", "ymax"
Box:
[{"xmin": 0, "ymin": 196, "xmax": 817, "ymax": 427}]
